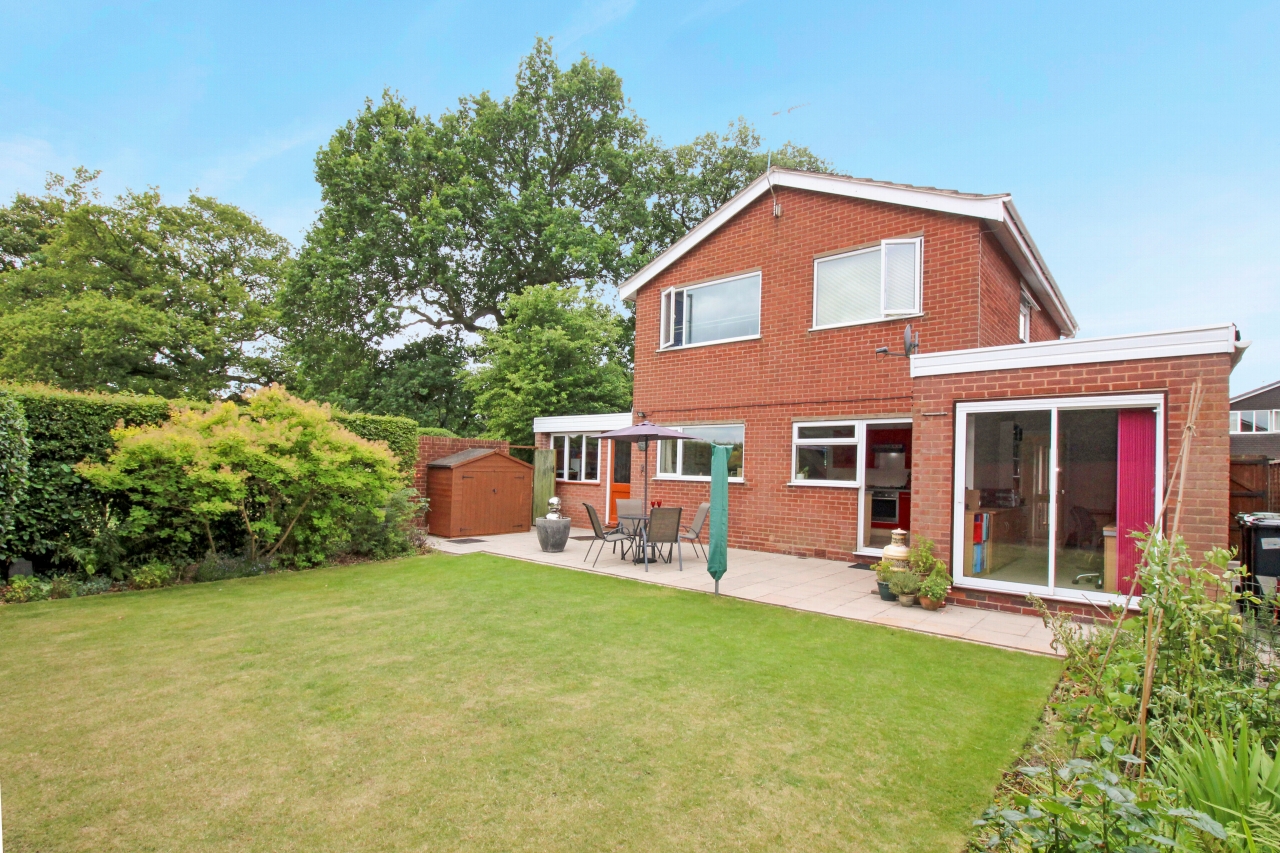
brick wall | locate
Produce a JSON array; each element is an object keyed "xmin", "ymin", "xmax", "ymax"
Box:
[
  {"xmin": 978, "ymin": 228, "xmax": 1062, "ymax": 346},
  {"xmin": 414, "ymin": 436, "xmax": 510, "ymax": 526},
  {"xmin": 912, "ymin": 353, "xmax": 1232, "ymax": 615}
]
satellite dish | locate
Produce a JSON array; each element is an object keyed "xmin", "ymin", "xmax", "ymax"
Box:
[{"xmin": 904, "ymin": 324, "xmax": 914, "ymax": 356}]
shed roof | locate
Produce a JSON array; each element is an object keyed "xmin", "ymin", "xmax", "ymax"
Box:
[{"xmin": 426, "ymin": 447, "xmax": 536, "ymax": 469}]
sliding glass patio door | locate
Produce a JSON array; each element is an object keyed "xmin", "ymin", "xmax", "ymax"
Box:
[{"xmin": 953, "ymin": 396, "xmax": 1162, "ymax": 603}]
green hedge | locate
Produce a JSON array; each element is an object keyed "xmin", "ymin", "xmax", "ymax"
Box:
[
  {"xmin": 418, "ymin": 427, "xmax": 459, "ymax": 438},
  {"xmin": 334, "ymin": 412, "xmax": 419, "ymax": 471},
  {"xmin": 2, "ymin": 384, "xmax": 170, "ymax": 565},
  {"xmin": 0, "ymin": 390, "xmax": 31, "ymax": 547}
]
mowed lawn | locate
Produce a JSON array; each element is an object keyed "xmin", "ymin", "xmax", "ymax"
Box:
[{"xmin": 0, "ymin": 553, "xmax": 1060, "ymax": 852}]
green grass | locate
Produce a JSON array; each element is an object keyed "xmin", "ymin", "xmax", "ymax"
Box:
[{"xmin": 0, "ymin": 553, "xmax": 1061, "ymax": 852}]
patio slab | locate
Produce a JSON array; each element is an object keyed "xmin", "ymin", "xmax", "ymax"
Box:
[{"xmin": 427, "ymin": 529, "xmax": 1060, "ymax": 657}]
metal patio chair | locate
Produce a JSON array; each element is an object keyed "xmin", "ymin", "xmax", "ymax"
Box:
[
  {"xmin": 582, "ymin": 503, "xmax": 632, "ymax": 567},
  {"xmin": 645, "ymin": 506, "xmax": 684, "ymax": 572},
  {"xmin": 680, "ymin": 502, "xmax": 710, "ymax": 559}
]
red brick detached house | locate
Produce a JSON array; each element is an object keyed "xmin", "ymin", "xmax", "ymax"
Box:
[{"xmin": 535, "ymin": 168, "xmax": 1248, "ymax": 617}]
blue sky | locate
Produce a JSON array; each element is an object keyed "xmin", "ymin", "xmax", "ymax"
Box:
[{"xmin": 2, "ymin": 1, "xmax": 1277, "ymax": 393}]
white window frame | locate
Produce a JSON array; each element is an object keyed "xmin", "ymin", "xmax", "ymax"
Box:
[
  {"xmin": 951, "ymin": 394, "xmax": 1165, "ymax": 608},
  {"xmin": 1229, "ymin": 410, "xmax": 1280, "ymax": 434},
  {"xmin": 790, "ymin": 421, "xmax": 861, "ymax": 488},
  {"xmin": 810, "ymin": 237, "xmax": 923, "ymax": 331},
  {"xmin": 659, "ymin": 272, "xmax": 762, "ymax": 350},
  {"xmin": 1018, "ymin": 296, "xmax": 1032, "ymax": 343},
  {"xmin": 655, "ymin": 424, "xmax": 745, "ymax": 482},
  {"xmin": 551, "ymin": 433, "xmax": 602, "ymax": 483}
]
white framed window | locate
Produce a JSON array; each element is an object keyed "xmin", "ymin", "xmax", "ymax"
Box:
[
  {"xmin": 656, "ymin": 424, "xmax": 745, "ymax": 481},
  {"xmin": 812, "ymin": 237, "xmax": 922, "ymax": 330},
  {"xmin": 551, "ymin": 434, "xmax": 601, "ymax": 482},
  {"xmin": 791, "ymin": 421, "xmax": 860, "ymax": 487},
  {"xmin": 951, "ymin": 394, "xmax": 1165, "ymax": 607},
  {"xmin": 660, "ymin": 272, "xmax": 761, "ymax": 349},
  {"xmin": 1230, "ymin": 410, "xmax": 1280, "ymax": 433},
  {"xmin": 1018, "ymin": 294, "xmax": 1032, "ymax": 342}
]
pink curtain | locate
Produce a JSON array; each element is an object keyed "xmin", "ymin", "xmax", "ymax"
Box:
[{"xmin": 1116, "ymin": 409, "xmax": 1157, "ymax": 595}]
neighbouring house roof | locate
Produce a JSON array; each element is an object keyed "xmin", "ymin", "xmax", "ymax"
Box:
[
  {"xmin": 532, "ymin": 412, "xmax": 633, "ymax": 434},
  {"xmin": 617, "ymin": 167, "xmax": 1079, "ymax": 336},
  {"xmin": 1230, "ymin": 379, "xmax": 1280, "ymax": 406},
  {"xmin": 428, "ymin": 448, "xmax": 530, "ymax": 468},
  {"xmin": 909, "ymin": 323, "xmax": 1248, "ymax": 378},
  {"xmin": 1231, "ymin": 433, "xmax": 1280, "ymax": 461}
]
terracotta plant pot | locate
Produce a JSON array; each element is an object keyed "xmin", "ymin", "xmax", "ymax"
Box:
[
  {"xmin": 876, "ymin": 580, "xmax": 897, "ymax": 601},
  {"xmin": 898, "ymin": 594, "xmax": 916, "ymax": 607},
  {"xmin": 919, "ymin": 596, "xmax": 945, "ymax": 611}
]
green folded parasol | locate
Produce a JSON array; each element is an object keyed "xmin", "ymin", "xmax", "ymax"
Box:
[{"xmin": 707, "ymin": 443, "xmax": 730, "ymax": 595}]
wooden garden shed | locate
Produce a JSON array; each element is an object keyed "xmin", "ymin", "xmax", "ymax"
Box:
[{"xmin": 424, "ymin": 448, "xmax": 533, "ymax": 538}]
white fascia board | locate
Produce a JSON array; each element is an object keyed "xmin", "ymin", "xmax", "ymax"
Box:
[
  {"xmin": 910, "ymin": 323, "xmax": 1239, "ymax": 378},
  {"xmin": 532, "ymin": 412, "xmax": 633, "ymax": 435},
  {"xmin": 997, "ymin": 201, "xmax": 1079, "ymax": 336},
  {"xmin": 617, "ymin": 170, "xmax": 1009, "ymax": 303}
]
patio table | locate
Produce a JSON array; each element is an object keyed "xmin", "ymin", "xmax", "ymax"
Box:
[{"xmin": 617, "ymin": 513, "xmax": 657, "ymax": 569}]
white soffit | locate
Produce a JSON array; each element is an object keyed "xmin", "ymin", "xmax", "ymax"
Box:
[
  {"xmin": 617, "ymin": 168, "xmax": 1078, "ymax": 336},
  {"xmin": 910, "ymin": 324, "xmax": 1244, "ymax": 378},
  {"xmin": 532, "ymin": 412, "xmax": 633, "ymax": 434}
]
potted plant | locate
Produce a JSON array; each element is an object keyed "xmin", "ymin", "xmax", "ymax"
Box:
[
  {"xmin": 919, "ymin": 567, "xmax": 950, "ymax": 611},
  {"xmin": 874, "ymin": 561, "xmax": 898, "ymax": 601},
  {"xmin": 888, "ymin": 569, "xmax": 921, "ymax": 607}
]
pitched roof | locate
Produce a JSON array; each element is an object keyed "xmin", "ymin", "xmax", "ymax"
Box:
[
  {"xmin": 618, "ymin": 167, "xmax": 1079, "ymax": 337},
  {"xmin": 1230, "ymin": 378, "xmax": 1280, "ymax": 405},
  {"xmin": 424, "ymin": 445, "xmax": 529, "ymax": 466}
]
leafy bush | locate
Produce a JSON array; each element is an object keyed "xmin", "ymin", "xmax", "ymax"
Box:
[
  {"xmin": 909, "ymin": 536, "xmax": 945, "ymax": 575},
  {"xmin": 48, "ymin": 574, "xmax": 77, "ymax": 599},
  {"xmin": 193, "ymin": 554, "xmax": 269, "ymax": 583},
  {"xmin": 1, "ymin": 384, "xmax": 169, "ymax": 571},
  {"xmin": 888, "ymin": 570, "xmax": 920, "ymax": 596},
  {"xmin": 418, "ymin": 427, "xmax": 458, "ymax": 438},
  {"xmin": 80, "ymin": 385, "xmax": 406, "ymax": 568},
  {"xmin": 129, "ymin": 561, "xmax": 174, "ymax": 589},
  {"xmin": 874, "ymin": 560, "xmax": 894, "ymax": 583},
  {"xmin": 341, "ymin": 487, "xmax": 425, "ymax": 560},
  {"xmin": 333, "ymin": 411, "xmax": 420, "ymax": 471},
  {"xmin": 919, "ymin": 568, "xmax": 950, "ymax": 601},
  {"xmin": 3, "ymin": 575, "xmax": 50, "ymax": 603},
  {"xmin": 77, "ymin": 575, "xmax": 113, "ymax": 596},
  {"xmin": 0, "ymin": 390, "xmax": 30, "ymax": 547}
]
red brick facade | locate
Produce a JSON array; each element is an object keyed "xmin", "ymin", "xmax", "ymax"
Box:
[
  {"xmin": 606, "ymin": 183, "xmax": 1236, "ymax": 615},
  {"xmin": 912, "ymin": 354, "xmax": 1232, "ymax": 618},
  {"xmin": 532, "ymin": 432, "xmax": 611, "ymax": 529}
]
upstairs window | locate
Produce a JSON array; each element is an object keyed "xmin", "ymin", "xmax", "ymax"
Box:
[
  {"xmin": 1019, "ymin": 293, "xmax": 1033, "ymax": 342},
  {"xmin": 812, "ymin": 238, "xmax": 922, "ymax": 329},
  {"xmin": 552, "ymin": 434, "xmax": 601, "ymax": 481},
  {"xmin": 660, "ymin": 272, "xmax": 761, "ymax": 349},
  {"xmin": 1230, "ymin": 411, "xmax": 1280, "ymax": 433}
]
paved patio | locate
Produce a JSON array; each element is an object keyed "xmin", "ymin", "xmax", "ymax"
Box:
[{"xmin": 429, "ymin": 529, "xmax": 1059, "ymax": 656}]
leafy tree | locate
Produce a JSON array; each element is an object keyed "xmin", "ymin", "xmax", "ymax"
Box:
[
  {"xmin": 0, "ymin": 172, "xmax": 291, "ymax": 399},
  {"xmin": 281, "ymin": 40, "xmax": 828, "ymax": 424},
  {"xmin": 281, "ymin": 36, "xmax": 649, "ymax": 400},
  {"xmin": 639, "ymin": 119, "xmax": 832, "ymax": 255},
  {"xmin": 361, "ymin": 334, "xmax": 479, "ymax": 434},
  {"xmin": 465, "ymin": 284, "xmax": 631, "ymax": 445},
  {"xmin": 79, "ymin": 386, "xmax": 406, "ymax": 567}
]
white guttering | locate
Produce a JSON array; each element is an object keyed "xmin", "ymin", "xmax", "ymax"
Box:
[
  {"xmin": 910, "ymin": 323, "xmax": 1246, "ymax": 378},
  {"xmin": 616, "ymin": 167, "xmax": 1079, "ymax": 337},
  {"xmin": 532, "ymin": 412, "xmax": 633, "ymax": 435}
]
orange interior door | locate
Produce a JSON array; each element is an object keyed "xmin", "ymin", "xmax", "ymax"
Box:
[{"xmin": 609, "ymin": 440, "xmax": 631, "ymax": 523}]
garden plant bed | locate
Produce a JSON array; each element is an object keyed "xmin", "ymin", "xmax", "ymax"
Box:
[{"xmin": 0, "ymin": 553, "xmax": 1060, "ymax": 852}]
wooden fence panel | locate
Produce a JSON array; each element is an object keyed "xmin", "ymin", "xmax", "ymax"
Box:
[{"xmin": 532, "ymin": 448, "xmax": 556, "ymax": 523}]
